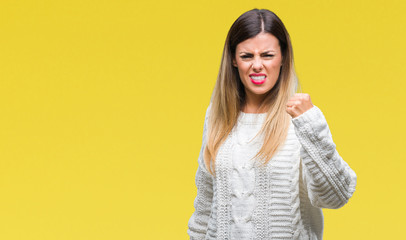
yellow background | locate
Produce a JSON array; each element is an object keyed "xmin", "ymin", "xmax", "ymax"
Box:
[{"xmin": 1, "ymin": 0, "xmax": 405, "ymax": 239}]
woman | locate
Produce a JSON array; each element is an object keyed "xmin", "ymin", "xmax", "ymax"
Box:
[{"xmin": 187, "ymin": 9, "xmax": 357, "ymax": 240}]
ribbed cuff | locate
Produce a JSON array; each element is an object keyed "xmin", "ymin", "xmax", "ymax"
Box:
[{"xmin": 291, "ymin": 105, "xmax": 322, "ymax": 128}]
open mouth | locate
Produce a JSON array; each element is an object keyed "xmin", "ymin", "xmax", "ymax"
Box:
[{"xmin": 249, "ymin": 75, "xmax": 266, "ymax": 85}]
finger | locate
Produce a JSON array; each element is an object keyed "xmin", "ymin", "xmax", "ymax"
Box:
[
  {"xmin": 286, "ymin": 106, "xmax": 300, "ymax": 118},
  {"xmin": 289, "ymin": 95, "xmax": 300, "ymax": 101},
  {"xmin": 287, "ymin": 98, "xmax": 300, "ymax": 104},
  {"xmin": 286, "ymin": 107, "xmax": 294, "ymax": 116},
  {"xmin": 286, "ymin": 100, "xmax": 301, "ymax": 107},
  {"xmin": 296, "ymin": 93, "xmax": 311, "ymax": 101},
  {"xmin": 288, "ymin": 95, "xmax": 304, "ymax": 102}
]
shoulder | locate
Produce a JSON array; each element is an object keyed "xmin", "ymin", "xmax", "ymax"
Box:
[
  {"xmin": 206, "ymin": 102, "xmax": 212, "ymax": 117},
  {"xmin": 203, "ymin": 102, "xmax": 212, "ymax": 127}
]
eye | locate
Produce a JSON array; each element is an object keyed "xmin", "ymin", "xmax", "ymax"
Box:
[
  {"xmin": 240, "ymin": 55, "xmax": 252, "ymax": 59},
  {"xmin": 263, "ymin": 54, "xmax": 275, "ymax": 58}
]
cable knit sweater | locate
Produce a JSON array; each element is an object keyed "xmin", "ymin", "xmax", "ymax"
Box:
[{"xmin": 187, "ymin": 104, "xmax": 357, "ymax": 240}]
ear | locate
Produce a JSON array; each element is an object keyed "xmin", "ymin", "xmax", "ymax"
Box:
[{"xmin": 232, "ymin": 58, "xmax": 237, "ymax": 67}]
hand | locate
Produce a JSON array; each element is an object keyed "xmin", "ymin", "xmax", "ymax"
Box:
[{"xmin": 286, "ymin": 93, "xmax": 314, "ymax": 118}]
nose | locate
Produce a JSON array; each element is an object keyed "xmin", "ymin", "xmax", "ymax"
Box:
[{"xmin": 251, "ymin": 57, "xmax": 263, "ymax": 71}]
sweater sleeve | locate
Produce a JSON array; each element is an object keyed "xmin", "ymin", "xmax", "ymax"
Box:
[
  {"xmin": 291, "ymin": 105, "xmax": 357, "ymax": 209},
  {"xmin": 187, "ymin": 105, "xmax": 214, "ymax": 239}
]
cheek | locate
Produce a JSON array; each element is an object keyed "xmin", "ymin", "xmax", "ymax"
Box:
[
  {"xmin": 236, "ymin": 63, "xmax": 250, "ymax": 76},
  {"xmin": 267, "ymin": 62, "xmax": 282, "ymax": 75},
  {"xmin": 237, "ymin": 61, "xmax": 250, "ymax": 71}
]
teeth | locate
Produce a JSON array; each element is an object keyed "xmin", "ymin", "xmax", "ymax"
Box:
[{"xmin": 251, "ymin": 76, "xmax": 265, "ymax": 80}]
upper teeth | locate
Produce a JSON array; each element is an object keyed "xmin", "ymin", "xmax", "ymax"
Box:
[{"xmin": 251, "ymin": 76, "xmax": 265, "ymax": 80}]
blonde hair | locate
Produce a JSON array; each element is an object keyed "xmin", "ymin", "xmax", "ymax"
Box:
[{"xmin": 203, "ymin": 9, "xmax": 300, "ymax": 175}]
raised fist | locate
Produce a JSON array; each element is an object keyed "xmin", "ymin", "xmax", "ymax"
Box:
[{"xmin": 286, "ymin": 93, "xmax": 314, "ymax": 118}]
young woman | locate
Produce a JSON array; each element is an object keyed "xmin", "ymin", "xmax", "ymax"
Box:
[{"xmin": 187, "ymin": 9, "xmax": 357, "ymax": 240}]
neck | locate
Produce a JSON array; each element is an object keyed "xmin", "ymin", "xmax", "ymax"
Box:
[{"xmin": 242, "ymin": 92, "xmax": 268, "ymax": 113}]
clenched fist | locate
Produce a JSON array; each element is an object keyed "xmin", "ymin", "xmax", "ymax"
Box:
[{"xmin": 286, "ymin": 93, "xmax": 314, "ymax": 118}]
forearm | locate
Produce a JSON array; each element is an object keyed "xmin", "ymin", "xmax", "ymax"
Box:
[
  {"xmin": 292, "ymin": 106, "xmax": 357, "ymax": 209},
  {"xmin": 187, "ymin": 165, "xmax": 214, "ymax": 238}
]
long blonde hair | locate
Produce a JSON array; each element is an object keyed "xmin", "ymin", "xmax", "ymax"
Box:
[{"xmin": 203, "ymin": 9, "xmax": 299, "ymax": 175}]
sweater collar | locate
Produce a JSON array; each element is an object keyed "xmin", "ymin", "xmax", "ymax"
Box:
[{"xmin": 237, "ymin": 111, "xmax": 267, "ymax": 124}]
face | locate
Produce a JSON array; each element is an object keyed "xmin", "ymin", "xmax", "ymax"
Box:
[{"xmin": 232, "ymin": 32, "xmax": 283, "ymax": 101}]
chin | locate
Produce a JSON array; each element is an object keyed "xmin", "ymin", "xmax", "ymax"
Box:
[{"xmin": 252, "ymin": 88, "xmax": 272, "ymax": 95}]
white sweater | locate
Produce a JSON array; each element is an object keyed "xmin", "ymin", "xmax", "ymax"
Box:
[{"xmin": 187, "ymin": 104, "xmax": 357, "ymax": 240}]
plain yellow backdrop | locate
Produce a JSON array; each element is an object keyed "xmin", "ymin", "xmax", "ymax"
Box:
[{"xmin": 1, "ymin": 0, "xmax": 405, "ymax": 239}]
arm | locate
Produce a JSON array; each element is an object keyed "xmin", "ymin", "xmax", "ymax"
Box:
[
  {"xmin": 292, "ymin": 105, "xmax": 357, "ymax": 209},
  {"xmin": 187, "ymin": 105, "xmax": 214, "ymax": 239}
]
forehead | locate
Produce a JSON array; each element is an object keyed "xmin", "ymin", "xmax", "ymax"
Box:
[{"xmin": 236, "ymin": 32, "xmax": 280, "ymax": 52}]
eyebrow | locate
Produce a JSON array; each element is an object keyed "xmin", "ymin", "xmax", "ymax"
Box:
[{"xmin": 238, "ymin": 50, "xmax": 277, "ymax": 54}]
